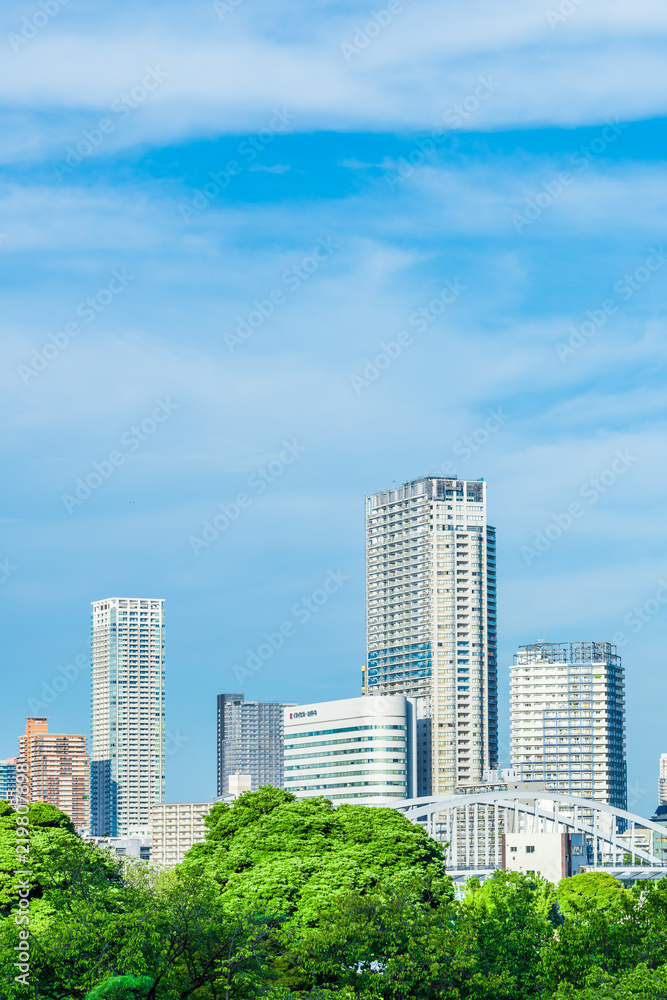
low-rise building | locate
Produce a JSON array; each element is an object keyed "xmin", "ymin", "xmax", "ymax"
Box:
[
  {"xmin": 151, "ymin": 779, "xmax": 254, "ymax": 868},
  {"xmin": 89, "ymin": 836, "xmax": 152, "ymax": 861},
  {"xmin": 503, "ymin": 831, "xmax": 590, "ymax": 882}
]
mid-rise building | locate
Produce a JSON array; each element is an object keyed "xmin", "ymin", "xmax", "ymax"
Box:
[
  {"xmin": 364, "ymin": 475, "xmax": 497, "ymax": 796},
  {"xmin": 660, "ymin": 753, "xmax": 667, "ymax": 806},
  {"xmin": 217, "ymin": 693, "xmax": 292, "ymax": 795},
  {"xmin": 152, "ymin": 783, "xmax": 253, "ymax": 868},
  {"xmin": 18, "ymin": 718, "xmax": 89, "ymax": 831},
  {"xmin": 282, "ymin": 695, "xmax": 416, "ymax": 802},
  {"xmin": 152, "ymin": 801, "xmax": 213, "ymax": 867},
  {"xmin": 509, "ymin": 642, "xmax": 626, "ymax": 809},
  {"xmin": 0, "ymin": 757, "xmax": 17, "ymax": 805},
  {"xmin": 90, "ymin": 598, "xmax": 166, "ymax": 837}
]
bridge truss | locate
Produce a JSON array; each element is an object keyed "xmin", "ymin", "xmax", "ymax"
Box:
[{"xmin": 389, "ymin": 789, "xmax": 667, "ymax": 873}]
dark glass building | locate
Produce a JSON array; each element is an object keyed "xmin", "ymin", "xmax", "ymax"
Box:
[{"xmin": 216, "ymin": 693, "xmax": 293, "ymax": 795}]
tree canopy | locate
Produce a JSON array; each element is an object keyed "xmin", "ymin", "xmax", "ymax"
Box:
[
  {"xmin": 181, "ymin": 786, "xmax": 451, "ymax": 925},
  {"xmin": 2, "ymin": 790, "xmax": 667, "ymax": 999}
]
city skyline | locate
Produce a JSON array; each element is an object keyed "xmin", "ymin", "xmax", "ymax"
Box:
[
  {"xmin": 3, "ymin": 14, "xmax": 667, "ymax": 999},
  {"xmin": 1, "ymin": 463, "xmax": 665, "ymax": 821},
  {"xmin": 2, "ymin": 0, "xmax": 667, "ymax": 834},
  {"xmin": 0, "ymin": 496, "xmax": 657, "ymax": 836}
]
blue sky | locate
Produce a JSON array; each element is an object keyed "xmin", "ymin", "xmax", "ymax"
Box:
[{"xmin": 1, "ymin": 0, "xmax": 667, "ymax": 817}]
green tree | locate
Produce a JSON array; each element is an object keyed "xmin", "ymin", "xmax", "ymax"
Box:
[
  {"xmin": 456, "ymin": 870, "xmax": 558, "ymax": 998},
  {"xmin": 557, "ymin": 872, "xmax": 628, "ymax": 915},
  {"xmin": 0, "ymin": 821, "xmax": 283, "ymax": 1000},
  {"xmin": 550, "ymin": 962, "xmax": 667, "ymax": 998},
  {"xmin": 85, "ymin": 975, "xmax": 154, "ymax": 1000},
  {"xmin": 288, "ymin": 878, "xmax": 470, "ymax": 1000},
  {"xmin": 541, "ymin": 872, "xmax": 667, "ymax": 992},
  {"xmin": 181, "ymin": 788, "xmax": 450, "ymax": 929}
]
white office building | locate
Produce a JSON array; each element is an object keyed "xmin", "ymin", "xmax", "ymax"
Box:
[
  {"xmin": 282, "ymin": 695, "xmax": 416, "ymax": 803},
  {"xmin": 90, "ymin": 598, "xmax": 166, "ymax": 837},
  {"xmin": 660, "ymin": 753, "xmax": 667, "ymax": 806},
  {"xmin": 509, "ymin": 642, "xmax": 626, "ymax": 810},
  {"xmin": 364, "ymin": 476, "xmax": 498, "ymax": 797}
]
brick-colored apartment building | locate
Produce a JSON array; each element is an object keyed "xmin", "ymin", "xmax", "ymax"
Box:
[{"xmin": 19, "ymin": 718, "xmax": 90, "ymax": 831}]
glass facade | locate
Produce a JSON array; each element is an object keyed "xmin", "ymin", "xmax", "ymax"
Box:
[
  {"xmin": 0, "ymin": 758, "xmax": 17, "ymax": 804},
  {"xmin": 216, "ymin": 693, "xmax": 291, "ymax": 795}
]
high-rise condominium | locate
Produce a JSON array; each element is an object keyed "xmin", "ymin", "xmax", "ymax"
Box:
[
  {"xmin": 660, "ymin": 754, "xmax": 667, "ymax": 806},
  {"xmin": 217, "ymin": 693, "xmax": 292, "ymax": 795},
  {"xmin": 90, "ymin": 598, "xmax": 165, "ymax": 837},
  {"xmin": 18, "ymin": 718, "xmax": 89, "ymax": 830},
  {"xmin": 510, "ymin": 641, "xmax": 627, "ymax": 809},
  {"xmin": 364, "ymin": 476, "xmax": 498, "ymax": 796}
]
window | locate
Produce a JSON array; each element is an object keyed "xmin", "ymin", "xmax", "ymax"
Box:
[
  {"xmin": 510, "ymin": 846, "xmax": 517, "ymax": 853},
  {"xmin": 526, "ymin": 845, "xmax": 535, "ymax": 854}
]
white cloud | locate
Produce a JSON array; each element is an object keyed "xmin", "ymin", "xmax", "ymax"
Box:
[
  {"xmin": 248, "ymin": 163, "xmax": 291, "ymax": 173},
  {"xmin": 1, "ymin": 0, "xmax": 667, "ymax": 157}
]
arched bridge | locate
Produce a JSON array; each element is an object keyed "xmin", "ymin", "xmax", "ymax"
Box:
[{"xmin": 387, "ymin": 789, "xmax": 667, "ymax": 876}]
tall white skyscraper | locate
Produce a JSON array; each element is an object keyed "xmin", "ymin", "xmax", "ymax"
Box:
[
  {"xmin": 509, "ymin": 641, "xmax": 627, "ymax": 809},
  {"xmin": 364, "ymin": 476, "xmax": 497, "ymax": 796},
  {"xmin": 90, "ymin": 598, "xmax": 165, "ymax": 836},
  {"xmin": 660, "ymin": 754, "xmax": 667, "ymax": 806}
]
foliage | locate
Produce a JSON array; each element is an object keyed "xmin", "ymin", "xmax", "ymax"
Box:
[
  {"xmin": 85, "ymin": 975, "xmax": 154, "ymax": 1000},
  {"xmin": 0, "ymin": 799, "xmax": 106, "ymax": 913},
  {"xmin": 542, "ymin": 873, "xmax": 667, "ymax": 992},
  {"xmin": 557, "ymin": 872, "xmax": 628, "ymax": 914},
  {"xmin": 182, "ymin": 786, "xmax": 451, "ymax": 927},
  {"xmin": 457, "ymin": 870, "xmax": 558, "ymax": 997},
  {"xmin": 551, "ymin": 963, "xmax": 667, "ymax": 998},
  {"xmin": 3, "ymin": 790, "xmax": 667, "ymax": 999}
]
